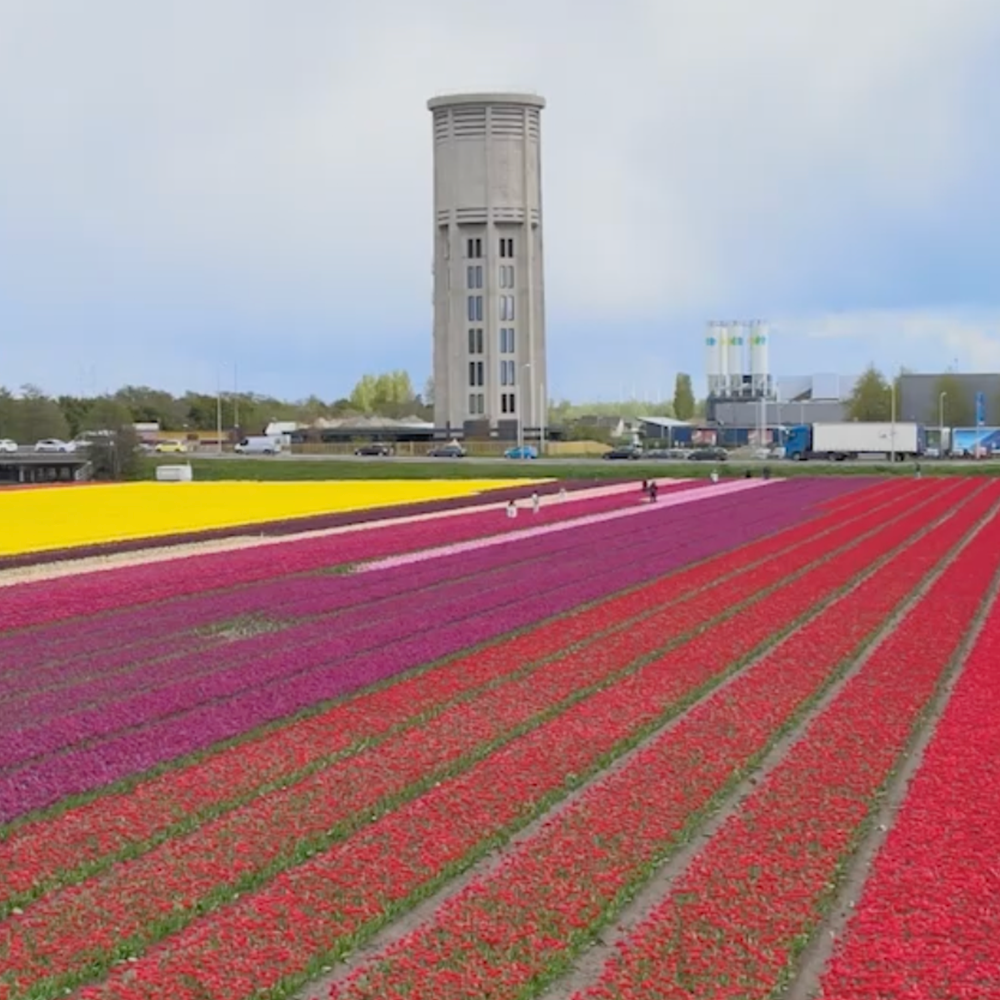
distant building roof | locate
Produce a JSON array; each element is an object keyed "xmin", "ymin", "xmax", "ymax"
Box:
[
  {"xmin": 312, "ymin": 415, "xmax": 435, "ymax": 430},
  {"xmin": 637, "ymin": 416, "xmax": 691, "ymax": 428}
]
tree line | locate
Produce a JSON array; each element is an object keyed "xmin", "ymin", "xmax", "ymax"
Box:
[{"xmin": 0, "ymin": 372, "xmax": 432, "ymax": 445}]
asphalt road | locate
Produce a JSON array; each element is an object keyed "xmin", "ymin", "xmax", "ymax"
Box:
[{"xmin": 179, "ymin": 451, "xmax": 989, "ymax": 468}]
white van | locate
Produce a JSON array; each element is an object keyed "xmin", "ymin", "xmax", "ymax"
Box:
[{"xmin": 234, "ymin": 436, "xmax": 283, "ymax": 456}]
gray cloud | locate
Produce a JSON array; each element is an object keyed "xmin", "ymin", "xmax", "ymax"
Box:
[{"xmin": 1, "ymin": 0, "xmax": 998, "ymax": 394}]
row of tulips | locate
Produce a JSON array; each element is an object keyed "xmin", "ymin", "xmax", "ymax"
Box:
[
  {"xmin": 324, "ymin": 457, "xmax": 986, "ymax": 1000},
  {"xmin": 578, "ymin": 482, "xmax": 1000, "ymax": 1000},
  {"xmin": 0, "ymin": 476, "xmax": 809, "ymax": 676},
  {"xmin": 0, "ymin": 482, "xmax": 803, "ymax": 709},
  {"xmin": 0, "ymin": 485, "xmax": 651, "ymax": 637},
  {"xmin": 3, "ymin": 506, "xmax": 743, "ymax": 751},
  {"xmin": 0, "ymin": 483, "xmax": 693, "ymax": 632},
  {"xmin": 817, "ymin": 566, "xmax": 1000, "ymax": 998},
  {"xmin": 13, "ymin": 484, "xmax": 965, "ymax": 1000},
  {"xmin": 0, "ymin": 482, "xmax": 884, "ymax": 820},
  {"xmin": 0, "ymin": 483, "xmax": 860, "ymax": 688},
  {"xmin": 0, "ymin": 481, "xmax": 913, "ymax": 750},
  {"xmin": 0, "ymin": 482, "xmax": 918, "ymax": 917},
  {"xmin": 0, "ymin": 481, "xmax": 921, "ymax": 923}
]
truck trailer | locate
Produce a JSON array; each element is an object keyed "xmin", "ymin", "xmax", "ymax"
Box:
[{"xmin": 785, "ymin": 422, "xmax": 924, "ymax": 462}]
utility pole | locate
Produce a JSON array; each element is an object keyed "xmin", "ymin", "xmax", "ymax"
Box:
[{"xmin": 216, "ymin": 370, "xmax": 223, "ymax": 455}]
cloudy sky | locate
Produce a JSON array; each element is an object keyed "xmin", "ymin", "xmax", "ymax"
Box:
[{"xmin": 2, "ymin": 0, "xmax": 999, "ymax": 402}]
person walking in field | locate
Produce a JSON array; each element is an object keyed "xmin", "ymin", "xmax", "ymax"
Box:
[
  {"xmin": 531, "ymin": 491, "xmax": 540, "ymax": 514},
  {"xmin": 649, "ymin": 481, "xmax": 658, "ymax": 503},
  {"xmin": 710, "ymin": 470, "xmax": 719, "ymax": 485},
  {"xmin": 506, "ymin": 500, "xmax": 518, "ymax": 519}
]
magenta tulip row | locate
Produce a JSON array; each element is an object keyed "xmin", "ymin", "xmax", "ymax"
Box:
[{"xmin": 0, "ymin": 481, "xmax": 860, "ymax": 822}]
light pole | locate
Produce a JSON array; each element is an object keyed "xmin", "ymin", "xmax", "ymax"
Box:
[
  {"xmin": 539, "ymin": 380, "xmax": 546, "ymax": 455},
  {"xmin": 518, "ymin": 362, "xmax": 531, "ymax": 453},
  {"xmin": 889, "ymin": 381, "xmax": 896, "ymax": 463},
  {"xmin": 215, "ymin": 369, "xmax": 223, "ymax": 455},
  {"xmin": 939, "ymin": 391, "xmax": 947, "ymax": 456}
]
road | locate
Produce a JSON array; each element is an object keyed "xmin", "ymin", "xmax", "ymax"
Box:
[{"xmin": 178, "ymin": 451, "xmax": 992, "ymax": 468}]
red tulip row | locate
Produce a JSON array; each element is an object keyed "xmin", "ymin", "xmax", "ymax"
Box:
[
  {"xmin": 321, "ymin": 475, "xmax": 991, "ymax": 1000},
  {"xmin": 50, "ymin": 484, "xmax": 970, "ymax": 1000},
  {"xmin": 0, "ymin": 480, "xmax": 913, "ymax": 919},
  {"xmin": 577, "ymin": 486, "xmax": 1000, "ymax": 1000},
  {"xmin": 817, "ymin": 573, "xmax": 1000, "ymax": 998},
  {"xmin": 0, "ymin": 482, "xmax": 920, "ymax": 999}
]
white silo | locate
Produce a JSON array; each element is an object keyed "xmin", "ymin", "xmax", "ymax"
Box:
[
  {"xmin": 727, "ymin": 322, "xmax": 745, "ymax": 395},
  {"xmin": 717, "ymin": 323, "xmax": 730, "ymax": 396},
  {"xmin": 705, "ymin": 322, "xmax": 722, "ymax": 397},
  {"xmin": 750, "ymin": 321, "xmax": 770, "ymax": 397}
]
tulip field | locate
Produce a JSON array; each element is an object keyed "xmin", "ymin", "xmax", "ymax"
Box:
[{"xmin": 1, "ymin": 475, "xmax": 998, "ymax": 1000}]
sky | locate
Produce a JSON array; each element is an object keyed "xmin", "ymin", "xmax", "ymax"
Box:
[{"xmin": 2, "ymin": 0, "xmax": 1000, "ymax": 404}]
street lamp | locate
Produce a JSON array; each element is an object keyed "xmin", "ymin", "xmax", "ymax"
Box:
[
  {"xmin": 889, "ymin": 380, "xmax": 896, "ymax": 463},
  {"xmin": 939, "ymin": 391, "xmax": 947, "ymax": 455},
  {"xmin": 518, "ymin": 362, "xmax": 531, "ymax": 452},
  {"xmin": 539, "ymin": 380, "xmax": 546, "ymax": 455}
]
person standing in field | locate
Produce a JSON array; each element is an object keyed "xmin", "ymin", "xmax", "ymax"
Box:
[
  {"xmin": 507, "ymin": 500, "xmax": 518, "ymax": 519},
  {"xmin": 531, "ymin": 491, "xmax": 540, "ymax": 514},
  {"xmin": 649, "ymin": 481, "xmax": 658, "ymax": 503},
  {"xmin": 710, "ymin": 470, "xmax": 719, "ymax": 485}
]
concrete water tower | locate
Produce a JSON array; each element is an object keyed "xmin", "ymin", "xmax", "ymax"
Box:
[{"xmin": 428, "ymin": 93, "xmax": 547, "ymax": 436}]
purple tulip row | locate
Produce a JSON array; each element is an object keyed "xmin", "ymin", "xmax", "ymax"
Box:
[
  {"xmin": 2, "ymin": 483, "xmax": 732, "ymax": 688},
  {"xmin": 0, "ymin": 481, "xmax": 827, "ymax": 707},
  {"xmin": 0, "ymin": 480, "xmax": 859, "ymax": 822},
  {"xmin": 0, "ymin": 488, "xmax": 654, "ymax": 670},
  {"xmin": 3, "ymin": 529, "xmax": 695, "ymax": 748}
]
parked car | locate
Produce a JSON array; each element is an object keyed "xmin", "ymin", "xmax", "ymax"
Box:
[
  {"xmin": 0, "ymin": 439, "xmax": 18, "ymax": 454},
  {"xmin": 688, "ymin": 447, "xmax": 728, "ymax": 461},
  {"xmin": 504, "ymin": 445, "xmax": 538, "ymax": 460},
  {"xmin": 645, "ymin": 448, "xmax": 691, "ymax": 460},
  {"xmin": 427, "ymin": 444, "xmax": 466, "ymax": 458},
  {"xmin": 155, "ymin": 439, "xmax": 188, "ymax": 454},
  {"xmin": 603, "ymin": 446, "xmax": 643, "ymax": 460},
  {"xmin": 354, "ymin": 443, "xmax": 393, "ymax": 457},
  {"xmin": 34, "ymin": 439, "xmax": 75, "ymax": 453}
]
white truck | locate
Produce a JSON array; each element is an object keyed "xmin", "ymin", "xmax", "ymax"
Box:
[{"xmin": 786, "ymin": 422, "xmax": 924, "ymax": 461}]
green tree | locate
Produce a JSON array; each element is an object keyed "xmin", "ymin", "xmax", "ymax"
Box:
[
  {"xmin": 85, "ymin": 426, "xmax": 142, "ymax": 480},
  {"xmin": 15, "ymin": 385, "xmax": 70, "ymax": 442},
  {"xmin": 114, "ymin": 385, "xmax": 188, "ymax": 430},
  {"xmin": 81, "ymin": 396, "xmax": 133, "ymax": 434},
  {"xmin": 846, "ymin": 365, "xmax": 892, "ymax": 421},
  {"xmin": 672, "ymin": 373, "xmax": 695, "ymax": 420}
]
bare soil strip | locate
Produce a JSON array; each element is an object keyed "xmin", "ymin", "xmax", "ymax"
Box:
[
  {"xmin": 535, "ymin": 492, "xmax": 998, "ymax": 1000},
  {"xmin": 778, "ymin": 559, "xmax": 1000, "ymax": 1000},
  {"xmin": 292, "ymin": 487, "xmax": 974, "ymax": 1000}
]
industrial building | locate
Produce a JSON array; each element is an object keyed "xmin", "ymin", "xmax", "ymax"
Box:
[
  {"xmin": 428, "ymin": 92, "xmax": 547, "ymax": 439},
  {"xmin": 702, "ymin": 321, "xmax": 862, "ymax": 436},
  {"xmin": 897, "ymin": 372, "xmax": 1000, "ymax": 425}
]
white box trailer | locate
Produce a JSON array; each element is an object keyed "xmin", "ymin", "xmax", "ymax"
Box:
[{"xmin": 811, "ymin": 422, "xmax": 921, "ymax": 460}]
